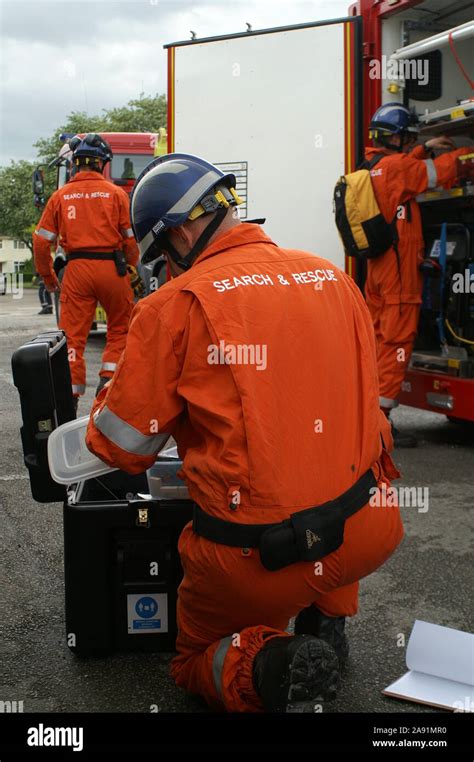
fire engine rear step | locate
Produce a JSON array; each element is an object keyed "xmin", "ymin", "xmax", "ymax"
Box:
[{"xmin": 410, "ymin": 349, "xmax": 472, "ymax": 378}]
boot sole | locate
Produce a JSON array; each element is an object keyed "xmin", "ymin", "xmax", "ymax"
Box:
[{"xmin": 285, "ymin": 638, "xmax": 340, "ymax": 713}]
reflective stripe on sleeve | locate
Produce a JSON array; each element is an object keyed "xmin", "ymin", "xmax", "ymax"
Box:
[
  {"xmin": 35, "ymin": 227, "xmax": 57, "ymax": 242},
  {"xmin": 72, "ymin": 384, "xmax": 86, "ymax": 395},
  {"xmin": 424, "ymin": 159, "xmax": 438, "ymax": 189},
  {"xmin": 121, "ymin": 227, "xmax": 134, "ymax": 238},
  {"xmin": 212, "ymin": 636, "xmax": 233, "ymax": 699},
  {"xmin": 93, "ymin": 404, "xmax": 163, "ymax": 456},
  {"xmin": 101, "ymin": 362, "xmax": 117, "ymax": 372}
]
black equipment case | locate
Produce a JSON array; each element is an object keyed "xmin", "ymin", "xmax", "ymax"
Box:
[
  {"xmin": 11, "ymin": 330, "xmax": 75, "ymax": 503},
  {"xmin": 12, "ymin": 331, "xmax": 192, "ymax": 657}
]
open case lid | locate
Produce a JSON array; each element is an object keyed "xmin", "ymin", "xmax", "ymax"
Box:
[{"xmin": 11, "ymin": 330, "xmax": 77, "ymax": 503}]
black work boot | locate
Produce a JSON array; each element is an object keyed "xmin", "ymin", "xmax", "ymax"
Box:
[
  {"xmin": 252, "ymin": 634, "xmax": 340, "ymax": 713},
  {"xmin": 391, "ymin": 423, "xmax": 418, "ymax": 448},
  {"xmin": 95, "ymin": 376, "xmax": 110, "ymax": 396},
  {"xmin": 294, "ymin": 607, "xmax": 349, "ymax": 669},
  {"xmin": 38, "ymin": 306, "xmax": 53, "ymax": 315}
]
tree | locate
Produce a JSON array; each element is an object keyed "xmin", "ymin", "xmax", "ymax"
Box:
[
  {"xmin": 104, "ymin": 94, "xmax": 167, "ymax": 134},
  {"xmin": 34, "ymin": 112, "xmax": 106, "ymax": 167},
  {"xmin": 22, "ymin": 257, "xmax": 35, "ymax": 274},
  {"xmin": 33, "ymin": 94, "xmax": 167, "ymax": 165},
  {"xmin": 0, "ymin": 161, "xmax": 49, "ymax": 252},
  {"xmin": 0, "ymin": 93, "xmax": 167, "ymax": 250}
]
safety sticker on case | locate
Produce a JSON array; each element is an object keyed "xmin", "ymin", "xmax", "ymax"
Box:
[{"xmin": 127, "ymin": 593, "xmax": 168, "ymax": 634}]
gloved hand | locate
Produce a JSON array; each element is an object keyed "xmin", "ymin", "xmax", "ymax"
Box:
[
  {"xmin": 127, "ymin": 265, "xmax": 145, "ymax": 299},
  {"xmin": 424, "ymin": 136, "xmax": 456, "ymax": 152}
]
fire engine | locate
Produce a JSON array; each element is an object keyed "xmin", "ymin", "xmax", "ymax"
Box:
[{"xmin": 164, "ymin": 0, "xmax": 473, "ymax": 422}]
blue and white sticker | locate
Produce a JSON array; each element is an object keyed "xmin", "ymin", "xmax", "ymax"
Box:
[
  {"xmin": 127, "ymin": 593, "xmax": 168, "ymax": 634},
  {"xmin": 429, "ymin": 240, "xmax": 456, "ymax": 259}
]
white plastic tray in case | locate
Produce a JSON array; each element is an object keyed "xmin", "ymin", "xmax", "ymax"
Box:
[{"xmin": 48, "ymin": 415, "xmax": 169, "ymax": 485}]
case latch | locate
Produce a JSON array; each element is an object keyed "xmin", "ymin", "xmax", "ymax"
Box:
[{"xmin": 136, "ymin": 506, "xmax": 150, "ymax": 528}]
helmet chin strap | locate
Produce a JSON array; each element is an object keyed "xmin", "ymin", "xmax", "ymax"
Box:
[
  {"xmin": 162, "ymin": 207, "xmax": 229, "ymax": 272},
  {"xmin": 378, "ymin": 134, "xmax": 404, "ymax": 153}
]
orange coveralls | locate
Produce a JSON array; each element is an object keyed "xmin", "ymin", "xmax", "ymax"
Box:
[
  {"xmin": 86, "ymin": 223, "xmax": 403, "ymax": 711},
  {"xmin": 33, "ymin": 171, "xmax": 139, "ymax": 395},
  {"xmin": 365, "ymin": 145, "xmax": 469, "ymax": 410}
]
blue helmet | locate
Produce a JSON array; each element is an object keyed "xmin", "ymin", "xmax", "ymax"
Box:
[
  {"xmin": 369, "ymin": 103, "xmax": 420, "ymax": 138},
  {"xmin": 130, "ymin": 153, "xmax": 242, "ymax": 265},
  {"xmin": 69, "ymin": 133, "xmax": 113, "ymax": 164}
]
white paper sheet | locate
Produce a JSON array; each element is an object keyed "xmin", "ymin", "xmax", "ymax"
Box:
[
  {"xmin": 407, "ymin": 620, "xmax": 474, "ymax": 685},
  {"xmin": 384, "ymin": 671, "xmax": 472, "ymax": 711},
  {"xmin": 383, "ymin": 620, "xmax": 474, "ymax": 711}
]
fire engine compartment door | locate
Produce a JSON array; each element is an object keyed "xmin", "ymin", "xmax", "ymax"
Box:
[{"xmin": 167, "ymin": 18, "xmax": 362, "ymax": 271}]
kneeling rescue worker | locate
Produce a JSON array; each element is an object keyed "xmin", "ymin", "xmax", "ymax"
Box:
[
  {"xmin": 364, "ymin": 103, "xmax": 472, "ymax": 447},
  {"xmin": 86, "ymin": 153, "xmax": 404, "ymax": 712},
  {"xmin": 33, "ymin": 133, "xmax": 139, "ymax": 403}
]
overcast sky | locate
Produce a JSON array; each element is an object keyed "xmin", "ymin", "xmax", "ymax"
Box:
[{"xmin": 0, "ymin": 0, "xmax": 350, "ymax": 166}]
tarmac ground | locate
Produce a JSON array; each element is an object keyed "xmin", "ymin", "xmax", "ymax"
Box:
[{"xmin": 0, "ymin": 289, "xmax": 472, "ymax": 713}]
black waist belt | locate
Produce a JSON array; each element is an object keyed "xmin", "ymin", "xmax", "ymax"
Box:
[
  {"xmin": 68, "ymin": 251, "xmax": 115, "ymax": 261},
  {"xmin": 192, "ymin": 469, "xmax": 377, "ymax": 571}
]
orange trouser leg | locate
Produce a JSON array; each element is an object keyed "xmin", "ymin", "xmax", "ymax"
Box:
[
  {"xmin": 377, "ymin": 302, "xmax": 420, "ymax": 407},
  {"xmin": 366, "ymin": 296, "xmax": 420, "ymax": 409},
  {"xmin": 93, "ymin": 262, "xmax": 134, "ymax": 379},
  {"xmin": 59, "ymin": 264, "xmax": 97, "ymax": 395},
  {"xmin": 311, "ymin": 581, "xmax": 359, "ymax": 618},
  {"xmin": 171, "ymin": 503, "xmax": 403, "ymax": 712}
]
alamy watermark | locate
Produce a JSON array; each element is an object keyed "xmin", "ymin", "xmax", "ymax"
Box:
[
  {"xmin": 207, "ymin": 341, "xmax": 267, "ymax": 371},
  {"xmin": 369, "ymin": 56, "xmax": 429, "ymax": 86},
  {"xmin": 451, "ymin": 269, "xmax": 474, "ymax": 294},
  {"xmin": 370, "ymin": 484, "xmax": 429, "ymax": 513},
  {"xmin": 27, "ymin": 724, "xmax": 83, "ymax": 752},
  {"xmin": 0, "ymin": 699, "xmax": 24, "ymax": 712},
  {"xmin": 1, "ymin": 273, "xmax": 23, "ymax": 299}
]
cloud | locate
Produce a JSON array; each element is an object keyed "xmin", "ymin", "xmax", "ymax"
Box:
[
  {"xmin": 1, "ymin": 0, "xmax": 196, "ymax": 44},
  {"xmin": 0, "ymin": 0, "xmax": 349, "ymax": 165}
]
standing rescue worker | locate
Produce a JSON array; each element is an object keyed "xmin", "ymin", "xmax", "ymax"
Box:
[
  {"xmin": 33, "ymin": 133, "xmax": 139, "ymax": 402},
  {"xmin": 364, "ymin": 103, "xmax": 471, "ymax": 446},
  {"xmin": 86, "ymin": 154, "xmax": 404, "ymax": 713}
]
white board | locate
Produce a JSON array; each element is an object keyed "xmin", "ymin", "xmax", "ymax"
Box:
[{"xmin": 171, "ymin": 22, "xmax": 355, "ymax": 270}]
